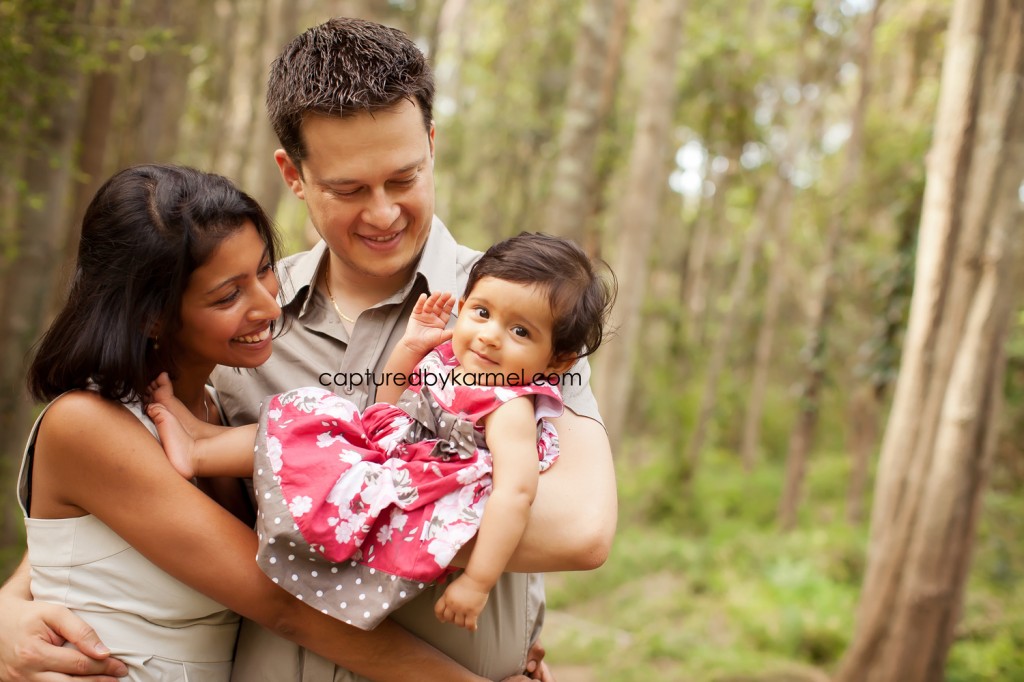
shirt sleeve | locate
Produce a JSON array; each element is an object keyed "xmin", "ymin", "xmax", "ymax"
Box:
[{"xmin": 558, "ymin": 355, "xmax": 603, "ymax": 424}]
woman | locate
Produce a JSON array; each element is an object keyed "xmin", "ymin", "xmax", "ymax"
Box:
[{"xmin": 16, "ymin": 164, "xmax": 523, "ymax": 681}]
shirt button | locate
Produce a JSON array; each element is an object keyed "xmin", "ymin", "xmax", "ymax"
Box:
[{"xmin": 342, "ymin": 385, "xmax": 354, "ymax": 395}]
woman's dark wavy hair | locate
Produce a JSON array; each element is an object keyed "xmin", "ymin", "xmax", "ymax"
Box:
[
  {"xmin": 464, "ymin": 232, "xmax": 616, "ymax": 362},
  {"xmin": 29, "ymin": 164, "xmax": 279, "ymax": 403}
]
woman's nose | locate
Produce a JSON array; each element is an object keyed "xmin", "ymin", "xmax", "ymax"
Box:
[{"xmin": 250, "ymin": 282, "xmax": 282, "ymax": 321}]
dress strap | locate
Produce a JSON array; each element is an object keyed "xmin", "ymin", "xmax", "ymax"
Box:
[{"xmin": 17, "ymin": 400, "xmax": 60, "ymax": 517}]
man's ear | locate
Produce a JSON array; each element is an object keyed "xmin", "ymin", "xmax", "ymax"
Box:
[{"xmin": 275, "ymin": 149, "xmax": 305, "ymax": 199}]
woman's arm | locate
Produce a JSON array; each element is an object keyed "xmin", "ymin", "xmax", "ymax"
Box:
[
  {"xmin": 34, "ymin": 392, "xmax": 486, "ymax": 682},
  {"xmin": 0, "ymin": 556, "xmax": 129, "ymax": 680},
  {"xmin": 435, "ymin": 397, "xmax": 539, "ymax": 630}
]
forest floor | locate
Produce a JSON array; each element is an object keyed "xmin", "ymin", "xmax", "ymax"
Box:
[{"xmin": 541, "ymin": 445, "xmax": 1024, "ymax": 682}]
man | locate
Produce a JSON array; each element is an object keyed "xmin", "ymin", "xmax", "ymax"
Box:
[{"xmin": 0, "ymin": 17, "xmax": 615, "ymax": 681}]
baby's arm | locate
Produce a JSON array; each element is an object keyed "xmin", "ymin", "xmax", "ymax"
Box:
[
  {"xmin": 147, "ymin": 375, "xmax": 256, "ymax": 479},
  {"xmin": 377, "ymin": 291, "xmax": 455, "ymax": 405},
  {"xmin": 434, "ymin": 396, "xmax": 539, "ymax": 631}
]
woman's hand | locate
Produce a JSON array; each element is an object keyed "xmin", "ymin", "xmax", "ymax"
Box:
[{"xmin": 0, "ymin": 595, "xmax": 128, "ymax": 681}]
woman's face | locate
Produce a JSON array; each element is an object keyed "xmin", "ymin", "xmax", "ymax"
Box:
[{"xmin": 173, "ymin": 221, "xmax": 280, "ymax": 373}]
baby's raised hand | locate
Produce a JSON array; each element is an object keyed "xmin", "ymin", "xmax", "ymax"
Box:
[
  {"xmin": 404, "ymin": 291, "xmax": 456, "ymax": 355},
  {"xmin": 433, "ymin": 573, "xmax": 489, "ymax": 631}
]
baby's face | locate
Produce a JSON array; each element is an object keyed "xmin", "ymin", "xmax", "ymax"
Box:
[{"xmin": 452, "ymin": 277, "xmax": 566, "ymax": 385}]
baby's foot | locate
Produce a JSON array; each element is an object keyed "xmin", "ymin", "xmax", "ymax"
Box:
[
  {"xmin": 147, "ymin": 372, "xmax": 203, "ymax": 437},
  {"xmin": 147, "ymin": 403, "xmax": 197, "ymax": 479}
]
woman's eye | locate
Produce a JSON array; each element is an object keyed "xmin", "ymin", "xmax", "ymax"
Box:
[
  {"xmin": 258, "ymin": 262, "xmax": 274, "ymax": 276},
  {"xmin": 216, "ymin": 289, "xmax": 241, "ymax": 305}
]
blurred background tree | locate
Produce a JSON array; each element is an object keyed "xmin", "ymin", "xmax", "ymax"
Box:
[{"xmin": 2, "ymin": 0, "xmax": 1023, "ymax": 680}]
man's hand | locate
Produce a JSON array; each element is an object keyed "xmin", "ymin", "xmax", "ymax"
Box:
[
  {"xmin": 525, "ymin": 640, "xmax": 555, "ymax": 681},
  {"xmin": 0, "ymin": 596, "xmax": 128, "ymax": 681}
]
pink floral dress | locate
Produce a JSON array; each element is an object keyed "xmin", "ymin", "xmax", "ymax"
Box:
[{"xmin": 252, "ymin": 341, "xmax": 563, "ymax": 629}]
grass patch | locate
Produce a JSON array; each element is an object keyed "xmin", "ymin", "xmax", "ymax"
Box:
[{"xmin": 544, "ymin": 443, "xmax": 1024, "ymax": 681}]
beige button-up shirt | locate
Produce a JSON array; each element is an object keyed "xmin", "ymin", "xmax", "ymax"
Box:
[{"xmin": 214, "ymin": 218, "xmax": 601, "ymax": 680}]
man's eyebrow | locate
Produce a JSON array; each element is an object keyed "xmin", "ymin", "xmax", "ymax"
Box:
[{"xmin": 318, "ymin": 157, "xmax": 426, "ymax": 186}]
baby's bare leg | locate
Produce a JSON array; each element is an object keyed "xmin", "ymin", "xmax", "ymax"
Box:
[
  {"xmin": 148, "ymin": 403, "xmax": 200, "ymax": 479},
  {"xmin": 147, "ymin": 372, "xmax": 225, "ymax": 439},
  {"xmin": 149, "ymin": 403, "xmax": 258, "ymax": 479}
]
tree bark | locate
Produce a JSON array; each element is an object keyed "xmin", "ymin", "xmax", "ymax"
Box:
[
  {"xmin": 686, "ymin": 178, "xmax": 776, "ymax": 470},
  {"xmin": 835, "ymin": 0, "xmax": 1024, "ymax": 677},
  {"xmin": 543, "ymin": 0, "xmax": 617, "ymax": 243},
  {"xmin": 594, "ymin": 0, "xmax": 686, "ymax": 450},
  {"xmin": 213, "ymin": 0, "xmax": 265, "ymax": 183},
  {"xmin": 778, "ymin": 2, "xmax": 880, "ymax": 530},
  {"xmin": 240, "ymin": 0, "xmax": 303, "ymax": 218},
  {"xmin": 0, "ymin": 0, "xmax": 90, "ymax": 552},
  {"xmin": 740, "ymin": 178, "xmax": 796, "ymax": 471},
  {"xmin": 846, "ymin": 204, "xmax": 918, "ymax": 523}
]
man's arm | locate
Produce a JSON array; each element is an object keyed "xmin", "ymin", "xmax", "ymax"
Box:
[
  {"xmin": 0, "ymin": 555, "xmax": 129, "ymax": 681},
  {"xmin": 505, "ymin": 410, "xmax": 616, "ymax": 573}
]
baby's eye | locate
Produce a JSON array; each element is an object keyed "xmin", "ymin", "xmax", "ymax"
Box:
[
  {"xmin": 475, "ymin": 307, "xmax": 489, "ymax": 319},
  {"xmin": 512, "ymin": 326, "xmax": 529, "ymax": 338}
]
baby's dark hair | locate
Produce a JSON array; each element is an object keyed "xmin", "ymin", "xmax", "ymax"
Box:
[{"xmin": 464, "ymin": 232, "xmax": 615, "ymax": 361}]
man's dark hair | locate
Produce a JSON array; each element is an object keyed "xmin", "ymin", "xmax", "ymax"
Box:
[
  {"xmin": 29, "ymin": 164, "xmax": 279, "ymax": 403},
  {"xmin": 267, "ymin": 17, "xmax": 435, "ymax": 169},
  {"xmin": 464, "ymin": 233, "xmax": 616, "ymax": 362}
]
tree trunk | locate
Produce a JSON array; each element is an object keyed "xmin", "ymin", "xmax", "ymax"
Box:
[
  {"xmin": 543, "ymin": 0, "xmax": 617, "ymax": 243},
  {"xmin": 594, "ymin": 0, "xmax": 687, "ymax": 450},
  {"xmin": 778, "ymin": 3, "xmax": 879, "ymax": 530},
  {"xmin": 582, "ymin": 0, "xmax": 630, "ymax": 257},
  {"xmin": 213, "ymin": 0, "xmax": 265, "ymax": 182},
  {"xmin": 681, "ymin": 160, "xmax": 731, "ymax": 349},
  {"xmin": 685, "ymin": 178, "xmax": 776, "ymax": 470},
  {"xmin": 241, "ymin": 0, "xmax": 303, "ymax": 217},
  {"xmin": 835, "ymin": 0, "xmax": 1024, "ymax": 678},
  {"xmin": 846, "ymin": 203, "xmax": 918, "ymax": 523},
  {"xmin": 113, "ymin": 1, "xmax": 199, "ymax": 167},
  {"xmin": 60, "ymin": 0, "xmax": 120, "ymax": 303},
  {"xmin": 0, "ymin": 0, "xmax": 90, "ymax": 552},
  {"xmin": 738, "ymin": 28, "xmax": 827, "ymax": 470},
  {"xmin": 740, "ymin": 179, "xmax": 795, "ymax": 470}
]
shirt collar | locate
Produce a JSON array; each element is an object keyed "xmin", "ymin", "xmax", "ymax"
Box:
[{"xmin": 285, "ymin": 217, "xmax": 461, "ymax": 318}]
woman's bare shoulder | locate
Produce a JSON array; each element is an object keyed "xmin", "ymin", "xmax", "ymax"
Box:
[{"xmin": 37, "ymin": 390, "xmax": 153, "ymax": 452}]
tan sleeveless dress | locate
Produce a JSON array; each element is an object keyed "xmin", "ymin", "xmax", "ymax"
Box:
[{"xmin": 18, "ymin": 396, "xmax": 239, "ymax": 681}]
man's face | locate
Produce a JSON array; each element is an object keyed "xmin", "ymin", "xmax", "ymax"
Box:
[{"xmin": 276, "ymin": 100, "xmax": 435, "ymax": 291}]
